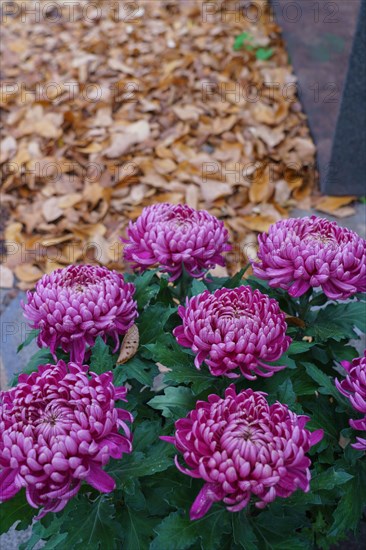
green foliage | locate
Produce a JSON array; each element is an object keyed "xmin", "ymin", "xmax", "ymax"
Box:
[
  {"xmin": 306, "ymin": 301, "xmax": 366, "ymax": 341},
  {"xmin": 89, "ymin": 336, "xmax": 116, "ymax": 374},
  {"xmin": 148, "ymin": 386, "xmax": 196, "ymax": 418},
  {"xmin": 114, "ymin": 357, "xmax": 159, "ymax": 387},
  {"xmin": 6, "ymin": 268, "xmax": 366, "ymax": 549},
  {"xmin": 151, "ymin": 509, "xmax": 231, "ymax": 550},
  {"xmin": 0, "ymin": 490, "xmax": 36, "ymax": 535},
  {"xmin": 17, "ymin": 328, "xmax": 39, "ymax": 352},
  {"xmin": 256, "ymin": 47, "xmax": 274, "ymax": 60}
]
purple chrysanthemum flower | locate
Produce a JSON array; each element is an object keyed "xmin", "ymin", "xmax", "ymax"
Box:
[
  {"xmin": 161, "ymin": 385, "xmax": 323, "ymax": 520},
  {"xmin": 173, "ymin": 286, "xmax": 291, "ymax": 379},
  {"xmin": 251, "ymin": 216, "xmax": 366, "ymax": 299},
  {"xmin": 22, "ymin": 265, "xmax": 138, "ymax": 363},
  {"xmin": 0, "ymin": 361, "xmax": 133, "ymax": 517},
  {"xmin": 123, "ymin": 203, "xmax": 231, "ymax": 281},
  {"xmin": 336, "ymin": 351, "xmax": 366, "ymax": 450}
]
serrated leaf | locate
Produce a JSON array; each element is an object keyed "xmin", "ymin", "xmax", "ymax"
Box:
[
  {"xmin": 89, "ymin": 336, "xmax": 116, "ymax": 374},
  {"xmin": 132, "ymin": 420, "xmax": 162, "ymax": 452},
  {"xmin": 330, "ymin": 461, "xmax": 366, "ymax": 536},
  {"xmin": 17, "ymin": 328, "xmax": 39, "ymax": 352},
  {"xmin": 146, "ymin": 338, "xmax": 213, "ymax": 394},
  {"xmin": 276, "ymin": 378, "xmax": 296, "ymax": 408},
  {"xmin": 222, "ymin": 267, "xmax": 247, "ymax": 289},
  {"xmin": 57, "ymin": 496, "xmax": 119, "ymax": 550},
  {"xmin": 329, "ymin": 341, "xmax": 359, "ymax": 362},
  {"xmin": 107, "ymin": 441, "xmax": 174, "ymax": 482},
  {"xmin": 20, "ymin": 514, "xmax": 66, "ymax": 550},
  {"xmin": 311, "ymin": 468, "xmax": 353, "ymax": 491},
  {"xmin": 189, "ymin": 279, "xmax": 208, "ymax": 296},
  {"xmin": 133, "ymin": 270, "xmax": 161, "ymax": 309},
  {"xmin": 307, "ymin": 301, "xmax": 366, "ymax": 342},
  {"xmin": 0, "ymin": 490, "xmax": 36, "ymax": 535},
  {"xmin": 137, "ymin": 304, "xmax": 175, "ymax": 345},
  {"xmin": 148, "ymin": 386, "xmax": 196, "ymax": 418},
  {"xmin": 151, "ymin": 509, "xmax": 229, "ymax": 550},
  {"xmin": 292, "ymin": 369, "xmax": 318, "ymax": 396},
  {"xmin": 232, "ymin": 513, "xmax": 258, "ymax": 550},
  {"xmin": 114, "ymin": 357, "xmax": 159, "ymax": 387},
  {"xmin": 252, "ymin": 510, "xmax": 310, "ymax": 550},
  {"xmin": 303, "ymin": 362, "xmax": 348, "ymax": 405},
  {"xmin": 119, "ymin": 507, "xmax": 157, "ymax": 550},
  {"xmin": 288, "ymin": 341, "xmax": 315, "ymax": 355}
]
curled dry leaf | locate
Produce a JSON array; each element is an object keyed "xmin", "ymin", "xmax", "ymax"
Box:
[
  {"xmin": 314, "ymin": 195, "xmax": 356, "ymax": 216},
  {"xmin": 285, "ymin": 315, "xmax": 306, "ymax": 329},
  {"xmin": 14, "ymin": 263, "xmax": 43, "ymax": 283},
  {"xmin": 117, "ymin": 324, "xmax": 139, "ymax": 365}
]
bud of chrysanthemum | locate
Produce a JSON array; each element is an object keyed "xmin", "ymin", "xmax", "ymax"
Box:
[
  {"xmin": 173, "ymin": 286, "xmax": 291, "ymax": 379},
  {"xmin": 336, "ymin": 351, "xmax": 366, "ymax": 450},
  {"xmin": 251, "ymin": 216, "xmax": 366, "ymax": 300},
  {"xmin": 161, "ymin": 385, "xmax": 323, "ymax": 520},
  {"xmin": 22, "ymin": 265, "xmax": 138, "ymax": 363},
  {"xmin": 123, "ymin": 203, "xmax": 231, "ymax": 281},
  {"xmin": 0, "ymin": 361, "xmax": 133, "ymax": 518}
]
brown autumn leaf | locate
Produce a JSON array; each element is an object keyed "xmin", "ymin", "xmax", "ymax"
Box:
[
  {"xmin": 314, "ymin": 195, "xmax": 356, "ymax": 215},
  {"xmin": 285, "ymin": 315, "xmax": 306, "ymax": 329},
  {"xmin": 103, "ymin": 121, "xmax": 150, "ymax": 158},
  {"xmin": 249, "ymin": 165, "xmax": 273, "ymax": 204},
  {"xmin": 1, "ymin": 0, "xmax": 317, "ymax": 288},
  {"xmin": 14, "ymin": 263, "xmax": 43, "ymax": 283},
  {"xmin": 117, "ymin": 324, "xmax": 140, "ymax": 365},
  {"xmin": 240, "ymin": 214, "xmax": 279, "ymax": 233}
]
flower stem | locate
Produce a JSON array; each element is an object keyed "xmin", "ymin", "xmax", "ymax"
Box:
[{"xmin": 298, "ymin": 288, "xmax": 313, "ymax": 320}]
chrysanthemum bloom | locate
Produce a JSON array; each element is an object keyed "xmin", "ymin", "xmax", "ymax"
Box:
[
  {"xmin": 123, "ymin": 203, "xmax": 231, "ymax": 280},
  {"xmin": 173, "ymin": 286, "xmax": 291, "ymax": 379},
  {"xmin": 22, "ymin": 264, "xmax": 137, "ymax": 363},
  {"xmin": 0, "ymin": 361, "xmax": 133, "ymax": 517},
  {"xmin": 336, "ymin": 351, "xmax": 366, "ymax": 450},
  {"xmin": 161, "ymin": 385, "xmax": 323, "ymax": 519},
  {"xmin": 252, "ymin": 216, "xmax": 366, "ymax": 299}
]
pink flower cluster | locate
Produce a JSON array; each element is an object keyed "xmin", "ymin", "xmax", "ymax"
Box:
[
  {"xmin": 123, "ymin": 203, "xmax": 231, "ymax": 280},
  {"xmin": 252, "ymin": 216, "xmax": 366, "ymax": 300},
  {"xmin": 336, "ymin": 351, "xmax": 366, "ymax": 450},
  {"xmin": 23, "ymin": 265, "xmax": 137, "ymax": 363},
  {"xmin": 173, "ymin": 286, "xmax": 291, "ymax": 379},
  {"xmin": 0, "ymin": 361, "xmax": 132, "ymax": 517},
  {"xmin": 162, "ymin": 385, "xmax": 323, "ymax": 519}
]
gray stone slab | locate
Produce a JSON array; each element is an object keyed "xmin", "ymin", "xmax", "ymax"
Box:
[
  {"xmin": 271, "ymin": 0, "xmax": 364, "ymax": 196},
  {"xmin": 0, "ymin": 290, "xmax": 38, "ymax": 390}
]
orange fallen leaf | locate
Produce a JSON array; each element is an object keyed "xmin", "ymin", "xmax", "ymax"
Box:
[
  {"xmin": 249, "ymin": 165, "xmax": 273, "ymax": 204},
  {"xmin": 315, "ymin": 195, "xmax": 356, "ymax": 215},
  {"xmin": 14, "ymin": 263, "xmax": 43, "ymax": 283}
]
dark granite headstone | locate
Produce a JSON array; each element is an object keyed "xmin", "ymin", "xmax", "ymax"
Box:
[{"xmin": 271, "ymin": 0, "xmax": 365, "ymax": 196}]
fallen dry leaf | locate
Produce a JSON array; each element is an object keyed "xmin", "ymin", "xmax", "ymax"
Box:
[
  {"xmin": 1, "ymin": 0, "xmax": 317, "ymax": 288},
  {"xmin": 314, "ymin": 195, "xmax": 356, "ymax": 215},
  {"xmin": 14, "ymin": 263, "xmax": 43, "ymax": 283},
  {"xmin": 104, "ymin": 121, "xmax": 150, "ymax": 158},
  {"xmin": 117, "ymin": 325, "xmax": 140, "ymax": 365}
]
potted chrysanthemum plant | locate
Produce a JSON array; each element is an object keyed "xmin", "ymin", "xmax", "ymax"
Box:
[{"xmin": 1, "ymin": 204, "xmax": 365, "ymax": 550}]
